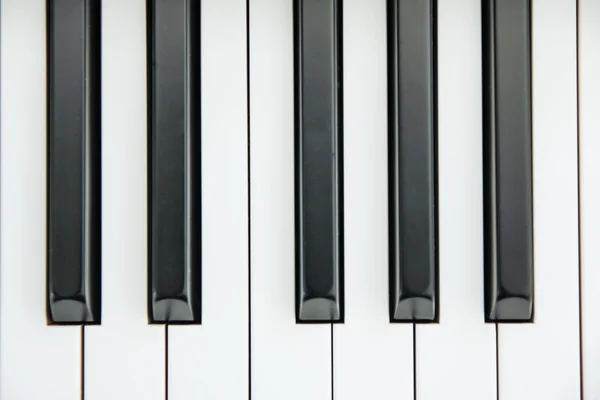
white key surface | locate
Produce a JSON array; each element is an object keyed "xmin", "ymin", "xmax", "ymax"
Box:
[
  {"xmin": 168, "ymin": 0, "xmax": 249, "ymax": 398},
  {"xmin": 84, "ymin": 1, "xmax": 166, "ymax": 399},
  {"xmin": 333, "ymin": 0, "xmax": 414, "ymax": 398},
  {"xmin": 249, "ymin": 0, "xmax": 331, "ymax": 398},
  {"xmin": 578, "ymin": 0, "xmax": 600, "ymax": 397},
  {"xmin": 416, "ymin": 1, "xmax": 497, "ymax": 399},
  {"xmin": 497, "ymin": 1, "xmax": 581, "ymax": 398},
  {"xmin": 0, "ymin": 1, "xmax": 82, "ymax": 399}
]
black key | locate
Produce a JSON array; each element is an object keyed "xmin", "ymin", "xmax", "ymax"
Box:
[
  {"xmin": 482, "ymin": 0, "xmax": 533, "ymax": 322},
  {"xmin": 294, "ymin": 0, "xmax": 344, "ymax": 323},
  {"xmin": 387, "ymin": 0, "xmax": 437, "ymax": 322},
  {"xmin": 148, "ymin": 0, "xmax": 201, "ymax": 323},
  {"xmin": 47, "ymin": 0, "xmax": 101, "ymax": 324}
]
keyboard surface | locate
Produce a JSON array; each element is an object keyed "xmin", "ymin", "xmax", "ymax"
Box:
[{"xmin": 1, "ymin": 0, "xmax": 599, "ymax": 399}]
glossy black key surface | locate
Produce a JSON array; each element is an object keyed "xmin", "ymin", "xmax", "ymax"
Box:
[
  {"xmin": 294, "ymin": 0, "xmax": 344, "ymax": 322},
  {"xmin": 387, "ymin": 0, "xmax": 437, "ymax": 322},
  {"xmin": 148, "ymin": 0, "xmax": 201, "ymax": 323},
  {"xmin": 47, "ymin": 0, "xmax": 101, "ymax": 324},
  {"xmin": 482, "ymin": 0, "xmax": 533, "ymax": 322}
]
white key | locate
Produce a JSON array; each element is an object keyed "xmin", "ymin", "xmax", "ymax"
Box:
[
  {"xmin": 168, "ymin": 0, "xmax": 249, "ymax": 398},
  {"xmin": 84, "ymin": 1, "xmax": 165, "ymax": 399},
  {"xmin": 578, "ymin": 0, "xmax": 600, "ymax": 397},
  {"xmin": 333, "ymin": 0, "xmax": 413, "ymax": 398},
  {"xmin": 416, "ymin": 1, "xmax": 497, "ymax": 399},
  {"xmin": 249, "ymin": 0, "xmax": 331, "ymax": 399},
  {"xmin": 0, "ymin": 1, "xmax": 81, "ymax": 398},
  {"xmin": 497, "ymin": 1, "xmax": 581, "ymax": 398}
]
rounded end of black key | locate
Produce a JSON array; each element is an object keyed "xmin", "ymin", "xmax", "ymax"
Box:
[
  {"xmin": 391, "ymin": 296, "xmax": 435, "ymax": 322},
  {"xmin": 49, "ymin": 298, "xmax": 97, "ymax": 325},
  {"xmin": 297, "ymin": 298, "xmax": 341, "ymax": 323},
  {"xmin": 487, "ymin": 296, "xmax": 532, "ymax": 322},
  {"xmin": 151, "ymin": 298, "xmax": 200, "ymax": 324}
]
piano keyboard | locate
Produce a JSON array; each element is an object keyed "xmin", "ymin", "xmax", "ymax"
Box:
[{"xmin": 0, "ymin": 0, "xmax": 597, "ymax": 399}]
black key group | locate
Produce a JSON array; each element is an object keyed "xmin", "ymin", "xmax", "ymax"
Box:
[{"xmin": 46, "ymin": 0, "xmax": 534, "ymax": 325}]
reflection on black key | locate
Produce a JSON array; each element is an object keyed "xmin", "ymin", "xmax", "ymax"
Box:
[
  {"xmin": 482, "ymin": 0, "xmax": 533, "ymax": 322},
  {"xmin": 148, "ymin": 0, "xmax": 201, "ymax": 323},
  {"xmin": 294, "ymin": 0, "xmax": 344, "ymax": 323},
  {"xmin": 47, "ymin": 0, "xmax": 101, "ymax": 324},
  {"xmin": 387, "ymin": 0, "xmax": 437, "ymax": 322}
]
